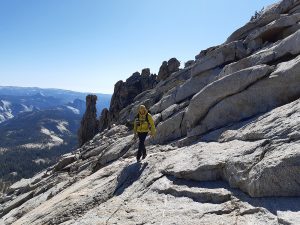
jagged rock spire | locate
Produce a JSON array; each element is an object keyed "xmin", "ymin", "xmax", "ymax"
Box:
[
  {"xmin": 98, "ymin": 108, "xmax": 110, "ymax": 132},
  {"xmin": 77, "ymin": 95, "xmax": 98, "ymax": 147}
]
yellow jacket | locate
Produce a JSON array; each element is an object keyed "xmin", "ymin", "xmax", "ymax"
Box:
[{"xmin": 134, "ymin": 113, "xmax": 156, "ymax": 136}]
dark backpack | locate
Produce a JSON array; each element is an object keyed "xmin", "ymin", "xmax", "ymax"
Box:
[
  {"xmin": 135, "ymin": 113, "xmax": 149, "ymax": 122},
  {"xmin": 135, "ymin": 113, "xmax": 150, "ymax": 127}
]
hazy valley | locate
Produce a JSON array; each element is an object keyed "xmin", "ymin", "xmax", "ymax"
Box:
[{"xmin": 0, "ymin": 87, "xmax": 111, "ymax": 191}]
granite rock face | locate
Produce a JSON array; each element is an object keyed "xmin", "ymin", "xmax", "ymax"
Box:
[
  {"xmin": 1, "ymin": 99, "xmax": 300, "ymax": 224},
  {"xmin": 108, "ymin": 70, "xmax": 157, "ymax": 123},
  {"xmin": 184, "ymin": 65, "xmax": 273, "ymax": 131},
  {"xmin": 2, "ymin": 0, "xmax": 300, "ymax": 224},
  {"xmin": 77, "ymin": 95, "xmax": 98, "ymax": 147},
  {"xmin": 157, "ymin": 58, "xmax": 181, "ymax": 81},
  {"xmin": 98, "ymin": 108, "xmax": 110, "ymax": 132},
  {"xmin": 148, "ymin": 2, "xmax": 300, "ymax": 144}
]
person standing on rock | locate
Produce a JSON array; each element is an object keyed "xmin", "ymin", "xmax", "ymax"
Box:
[{"xmin": 134, "ymin": 105, "xmax": 156, "ymax": 162}]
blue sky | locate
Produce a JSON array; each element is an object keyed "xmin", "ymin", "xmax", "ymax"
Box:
[{"xmin": 0, "ymin": 0, "xmax": 276, "ymax": 94}]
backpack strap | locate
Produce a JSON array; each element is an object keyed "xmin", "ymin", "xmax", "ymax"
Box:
[{"xmin": 136, "ymin": 113, "xmax": 150, "ymax": 124}]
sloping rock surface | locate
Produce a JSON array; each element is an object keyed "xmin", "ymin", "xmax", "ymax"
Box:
[
  {"xmin": 1, "ymin": 0, "xmax": 300, "ymax": 224},
  {"xmin": 1, "ymin": 99, "xmax": 299, "ymax": 224}
]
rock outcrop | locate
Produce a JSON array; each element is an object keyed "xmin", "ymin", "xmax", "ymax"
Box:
[
  {"xmin": 108, "ymin": 69, "xmax": 157, "ymax": 123},
  {"xmin": 184, "ymin": 64, "xmax": 274, "ymax": 131},
  {"xmin": 98, "ymin": 108, "xmax": 110, "ymax": 132},
  {"xmin": 77, "ymin": 95, "xmax": 98, "ymax": 147},
  {"xmin": 1, "ymin": 0, "xmax": 300, "ymax": 224},
  {"xmin": 157, "ymin": 58, "xmax": 181, "ymax": 81},
  {"xmin": 184, "ymin": 60, "xmax": 194, "ymax": 68}
]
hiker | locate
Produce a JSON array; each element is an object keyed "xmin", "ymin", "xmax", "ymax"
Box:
[{"xmin": 133, "ymin": 105, "xmax": 156, "ymax": 162}]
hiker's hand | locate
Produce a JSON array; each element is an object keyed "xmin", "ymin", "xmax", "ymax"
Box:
[{"xmin": 150, "ymin": 133, "xmax": 155, "ymax": 138}]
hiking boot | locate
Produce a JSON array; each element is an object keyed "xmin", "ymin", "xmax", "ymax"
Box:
[
  {"xmin": 136, "ymin": 157, "xmax": 141, "ymax": 162},
  {"xmin": 142, "ymin": 153, "xmax": 147, "ymax": 159}
]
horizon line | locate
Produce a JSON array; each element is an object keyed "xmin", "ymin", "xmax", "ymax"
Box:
[{"xmin": 0, "ymin": 85, "xmax": 113, "ymax": 95}]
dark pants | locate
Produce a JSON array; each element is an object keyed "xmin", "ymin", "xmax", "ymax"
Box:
[{"xmin": 137, "ymin": 132, "xmax": 148, "ymax": 160}]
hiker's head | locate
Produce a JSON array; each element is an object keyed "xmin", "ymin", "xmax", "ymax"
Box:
[{"xmin": 138, "ymin": 105, "xmax": 147, "ymax": 115}]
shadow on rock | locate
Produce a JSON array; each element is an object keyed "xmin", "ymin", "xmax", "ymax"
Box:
[
  {"xmin": 233, "ymin": 189, "xmax": 300, "ymax": 215},
  {"xmin": 114, "ymin": 162, "xmax": 148, "ymax": 196},
  {"xmin": 168, "ymin": 175, "xmax": 300, "ymax": 215}
]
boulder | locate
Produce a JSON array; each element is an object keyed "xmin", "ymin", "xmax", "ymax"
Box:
[
  {"xmin": 218, "ymin": 98, "xmax": 300, "ymax": 142},
  {"xmin": 157, "ymin": 61, "xmax": 168, "ymax": 81},
  {"xmin": 195, "ymin": 45, "xmax": 219, "ymax": 60},
  {"xmin": 220, "ymin": 29, "xmax": 300, "ymax": 78},
  {"xmin": 161, "ymin": 104, "xmax": 180, "ymax": 121},
  {"xmin": 7, "ymin": 179, "xmax": 31, "ymax": 195},
  {"xmin": 141, "ymin": 68, "xmax": 150, "ymax": 76},
  {"xmin": 153, "ymin": 67, "xmax": 192, "ymax": 106},
  {"xmin": 225, "ymin": 0, "xmax": 299, "ymax": 43},
  {"xmin": 226, "ymin": 13, "xmax": 280, "ymax": 43},
  {"xmin": 207, "ymin": 99, "xmax": 300, "ymax": 197},
  {"xmin": 175, "ymin": 67, "xmax": 221, "ymax": 103},
  {"xmin": 149, "ymin": 93, "xmax": 176, "ymax": 114},
  {"xmin": 152, "ymin": 113, "xmax": 162, "ymax": 126},
  {"xmin": 157, "ymin": 58, "xmax": 180, "ymax": 81},
  {"xmin": 189, "ymin": 54, "xmax": 300, "ymax": 137},
  {"xmin": 167, "ymin": 57, "xmax": 180, "ymax": 73},
  {"xmin": 53, "ymin": 154, "xmax": 77, "ymax": 172},
  {"xmin": 191, "ymin": 41, "xmax": 248, "ymax": 77},
  {"xmin": 184, "ymin": 60, "xmax": 194, "ymax": 68},
  {"xmin": 244, "ymin": 13, "xmax": 300, "ymax": 45},
  {"xmin": 146, "ymin": 68, "xmax": 191, "ymax": 115},
  {"xmin": 185, "ymin": 65, "xmax": 273, "ymax": 131},
  {"xmin": 161, "ymin": 101, "xmax": 189, "ymax": 122},
  {"xmin": 164, "ymin": 137, "xmax": 300, "ymax": 197},
  {"xmin": 154, "ymin": 110, "xmax": 185, "ymax": 144},
  {"xmin": 233, "ymin": 141, "xmax": 300, "ymax": 197}
]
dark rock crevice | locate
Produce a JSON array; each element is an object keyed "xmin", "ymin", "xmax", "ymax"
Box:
[{"xmin": 267, "ymin": 52, "xmax": 298, "ymax": 65}]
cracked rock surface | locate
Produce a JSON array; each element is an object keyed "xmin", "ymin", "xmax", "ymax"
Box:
[
  {"xmin": 1, "ymin": 0, "xmax": 300, "ymax": 224},
  {"xmin": 1, "ymin": 98, "xmax": 299, "ymax": 224}
]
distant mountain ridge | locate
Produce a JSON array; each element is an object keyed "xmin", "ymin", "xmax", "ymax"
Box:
[
  {"xmin": 0, "ymin": 86, "xmax": 111, "ymax": 188},
  {"xmin": 0, "ymin": 86, "xmax": 111, "ymax": 110},
  {"xmin": 0, "ymin": 94, "xmax": 63, "ymax": 123},
  {"xmin": 0, "ymin": 86, "xmax": 111, "ymax": 100}
]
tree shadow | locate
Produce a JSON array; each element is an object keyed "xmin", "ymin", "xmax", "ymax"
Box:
[{"xmin": 114, "ymin": 162, "xmax": 148, "ymax": 196}]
